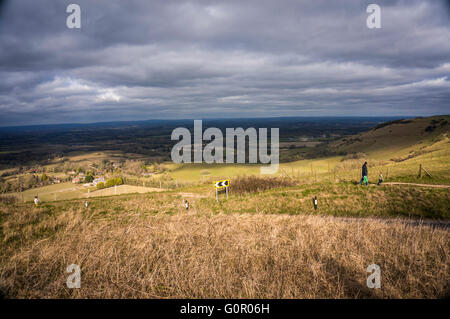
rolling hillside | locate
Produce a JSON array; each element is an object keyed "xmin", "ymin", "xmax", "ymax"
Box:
[{"xmin": 332, "ymin": 115, "xmax": 450, "ymax": 159}]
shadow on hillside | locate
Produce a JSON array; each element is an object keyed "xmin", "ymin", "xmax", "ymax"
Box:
[
  {"xmin": 321, "ymin": 257, "xmax": 378, "ymax": 298},
  {"xmin": 0, "ymin": 288, "xmax": 5, "ymax": 299}
]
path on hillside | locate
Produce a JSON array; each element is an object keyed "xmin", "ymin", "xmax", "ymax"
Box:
[
  {"xmin": 173, "ymin": 192, "xmax": 208, "ymax": 198},
  {"xmin": 333, "ymin": 216, "xmax": 450, "ymax": 230},
  {"xmin": 383, "ymin": 182, "xmax": 450, "ymax": 188}
]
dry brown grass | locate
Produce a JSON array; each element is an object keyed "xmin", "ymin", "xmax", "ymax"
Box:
[
  {"xmin": 231, "ymin": 176, "xmax": 297, "ymax": 195},
  {"xmin": 0, "ymin": 201, "xmax": 448, "ymax": 299}
]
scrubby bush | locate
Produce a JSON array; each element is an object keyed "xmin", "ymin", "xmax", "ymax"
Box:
[
  {"xmin": 105, "ymin": 177, "xmax": 123, "ymax": 188},
  {"xmin": 84, "ymin": 174, "xmax": 94, "ymax": 183},
  {"xmin": 231, "ymin": 176, "xmax": 297, "ymax": 195}
]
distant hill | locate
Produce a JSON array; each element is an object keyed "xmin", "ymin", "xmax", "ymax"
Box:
[{"xmin": 331, "ymin": 115, "xmax": 450, "ymax": 159}]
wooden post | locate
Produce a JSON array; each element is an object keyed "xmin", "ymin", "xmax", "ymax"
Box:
[
  {"xmin": 328, "ymin": 162, "xmax": 330, "ymax": 173},
  {"xmin": 418, "ymin": 164, "xmax": 422, "ymax": 178},
  {"xmin": 386, "ymin": 167, "xmax": 389, "ymax": 180},
  {"xmin": 159, "ymin": 181, "xmax": 162, "ymax": 189},
  {"xmin": 216, "ymin": 189, "xmax": 218, "ymax": 202},
  {"xmin": 226, "ymin": 187, "xmax": 229, "ymax": 200},
  {"xmin": 422, "ymin": 166, "xmax": 432, "ymax": 178}
]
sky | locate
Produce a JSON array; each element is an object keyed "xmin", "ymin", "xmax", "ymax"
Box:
[{"xmin": 0, "ymin": 0, "xmax": 449, "ymax": 126}]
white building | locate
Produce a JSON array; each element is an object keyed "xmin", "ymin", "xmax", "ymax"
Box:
[{"xmin": 93, "ymin": 177, "xmax": 106, "ymax": 186}]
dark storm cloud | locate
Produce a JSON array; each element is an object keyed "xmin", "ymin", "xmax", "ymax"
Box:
[{"xmin": 0, "ymin": 0, "xmax": 449, "ymax": 125}]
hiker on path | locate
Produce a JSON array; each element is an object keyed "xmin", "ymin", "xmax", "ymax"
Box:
[
  {"xmin": 85, "ymin": 200, "xmax": 88, "ymax": 209},
  {"xmin": 184, "ymin": 200, "xmax": 189, "ymax": 211},
  {"xmin": 359, "ymin": 162, "xmax": 368, "ymax": 186},
  {"xmin": 313, "ymin": 196, "xmax": 318, "ymax": 211},
  {"xmin": 34, "ymin": 195, "xmax": 39, "ymax": 206},
  {"xmin": 377, "ymin": 172, "xmax": 384, "ymax": 186}
]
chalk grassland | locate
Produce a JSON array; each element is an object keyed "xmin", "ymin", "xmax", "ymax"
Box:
[
  {"xmin": 8, "ymin": 183, "xmax": 164, "ymax": 202},
  {"xmin": 0, "ymin": 116, "xmax": 448, "ymax": 298},
  {"xmin": 166, "ymin": 115, "xmax": 450, "ymax": 183},
  {"xmin": 88, "ymin": 185, "xmax": 164, "ymax": 197},
  {"xmin": 0, "ymin": 198, "xmax": 448, "ymax": 298},
  {"xmin": 10, "ymin": 182, "xmax": 88, "ymax": 202},
  {"xmin": 7, "ymin": 138, "xmax": 449, "ymax": 204},
  {"xmin": 166, "ymin": 129, "xmax": 450, "ymax": 185}
]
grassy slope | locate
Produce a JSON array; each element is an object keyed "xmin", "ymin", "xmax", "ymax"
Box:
[
  {"xmin": 0, "ymin": 195, "xmax": 448, "ymax": 298},
  {"xmin": 164, "ymin": 116, "xmax": 450, "ymax": 183},
  {"xmin": 1, "ymin": 116, "xmax": 449, "ymax": 298},
  {"xmin": 331, "ymin": 115, "xmax": 450, "ymax": 159}
]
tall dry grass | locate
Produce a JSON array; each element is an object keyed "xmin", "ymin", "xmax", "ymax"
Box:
[{"xmin": 0, "ymin": 201, "xmax": 448, "ymax": 298}]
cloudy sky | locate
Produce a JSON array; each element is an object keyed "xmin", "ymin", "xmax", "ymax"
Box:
[{"xmin": 0, "ymin": 0, "xmax": 449, "ymax": 126}]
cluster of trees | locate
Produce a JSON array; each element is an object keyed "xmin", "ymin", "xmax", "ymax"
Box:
[
  {"xmin": 122, "ymin": 160, "xmax": 146, "ymax": 176},
  {"xmin": 96, "ymin": 177, "xmax": 123, "ymax": 189},
  {"xmin": 84, "ymin": 172, "xmax": 94, "ymax": 183},
  {"xmin": 118, "ymin": 160, "xmax": 167, "ymax": 176}
]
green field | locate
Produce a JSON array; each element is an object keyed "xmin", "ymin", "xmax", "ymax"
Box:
[{"xmin": 9, "ymin": 182, "xmax": 87, "ymax": 202}]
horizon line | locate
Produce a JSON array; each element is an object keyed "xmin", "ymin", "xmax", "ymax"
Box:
[{"xmin": 2, "ymin": 114, "xmax": 446, "ymax": 129}]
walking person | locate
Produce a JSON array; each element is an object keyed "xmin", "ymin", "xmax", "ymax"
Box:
[
  {"xmin": 313, "ymin": 196, "xmax": 318, "ymax": 211},
  {"xmin": 34, "ymin": 195, "xmax": 39, "ymax": 206},
  {"xmin": 85, "ymin": 200, "xmax": 88, "ymax": 209},
  {"xmin": 359, "ymin": 162, "xmax": 368, "ymax": 186},
  {"xmin": 184, "ymin": 200, "xmax": 189, "ymax": 211}
]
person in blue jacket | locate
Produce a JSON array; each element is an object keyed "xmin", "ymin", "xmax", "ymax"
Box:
[{"xmin": 359, "ymin": 162, "xmax": 368, "ymax": 186}]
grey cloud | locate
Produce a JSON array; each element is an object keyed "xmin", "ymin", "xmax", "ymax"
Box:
[{"xmin": 0, "ymin": 0, "xmax": 449, "ymax": 126}]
